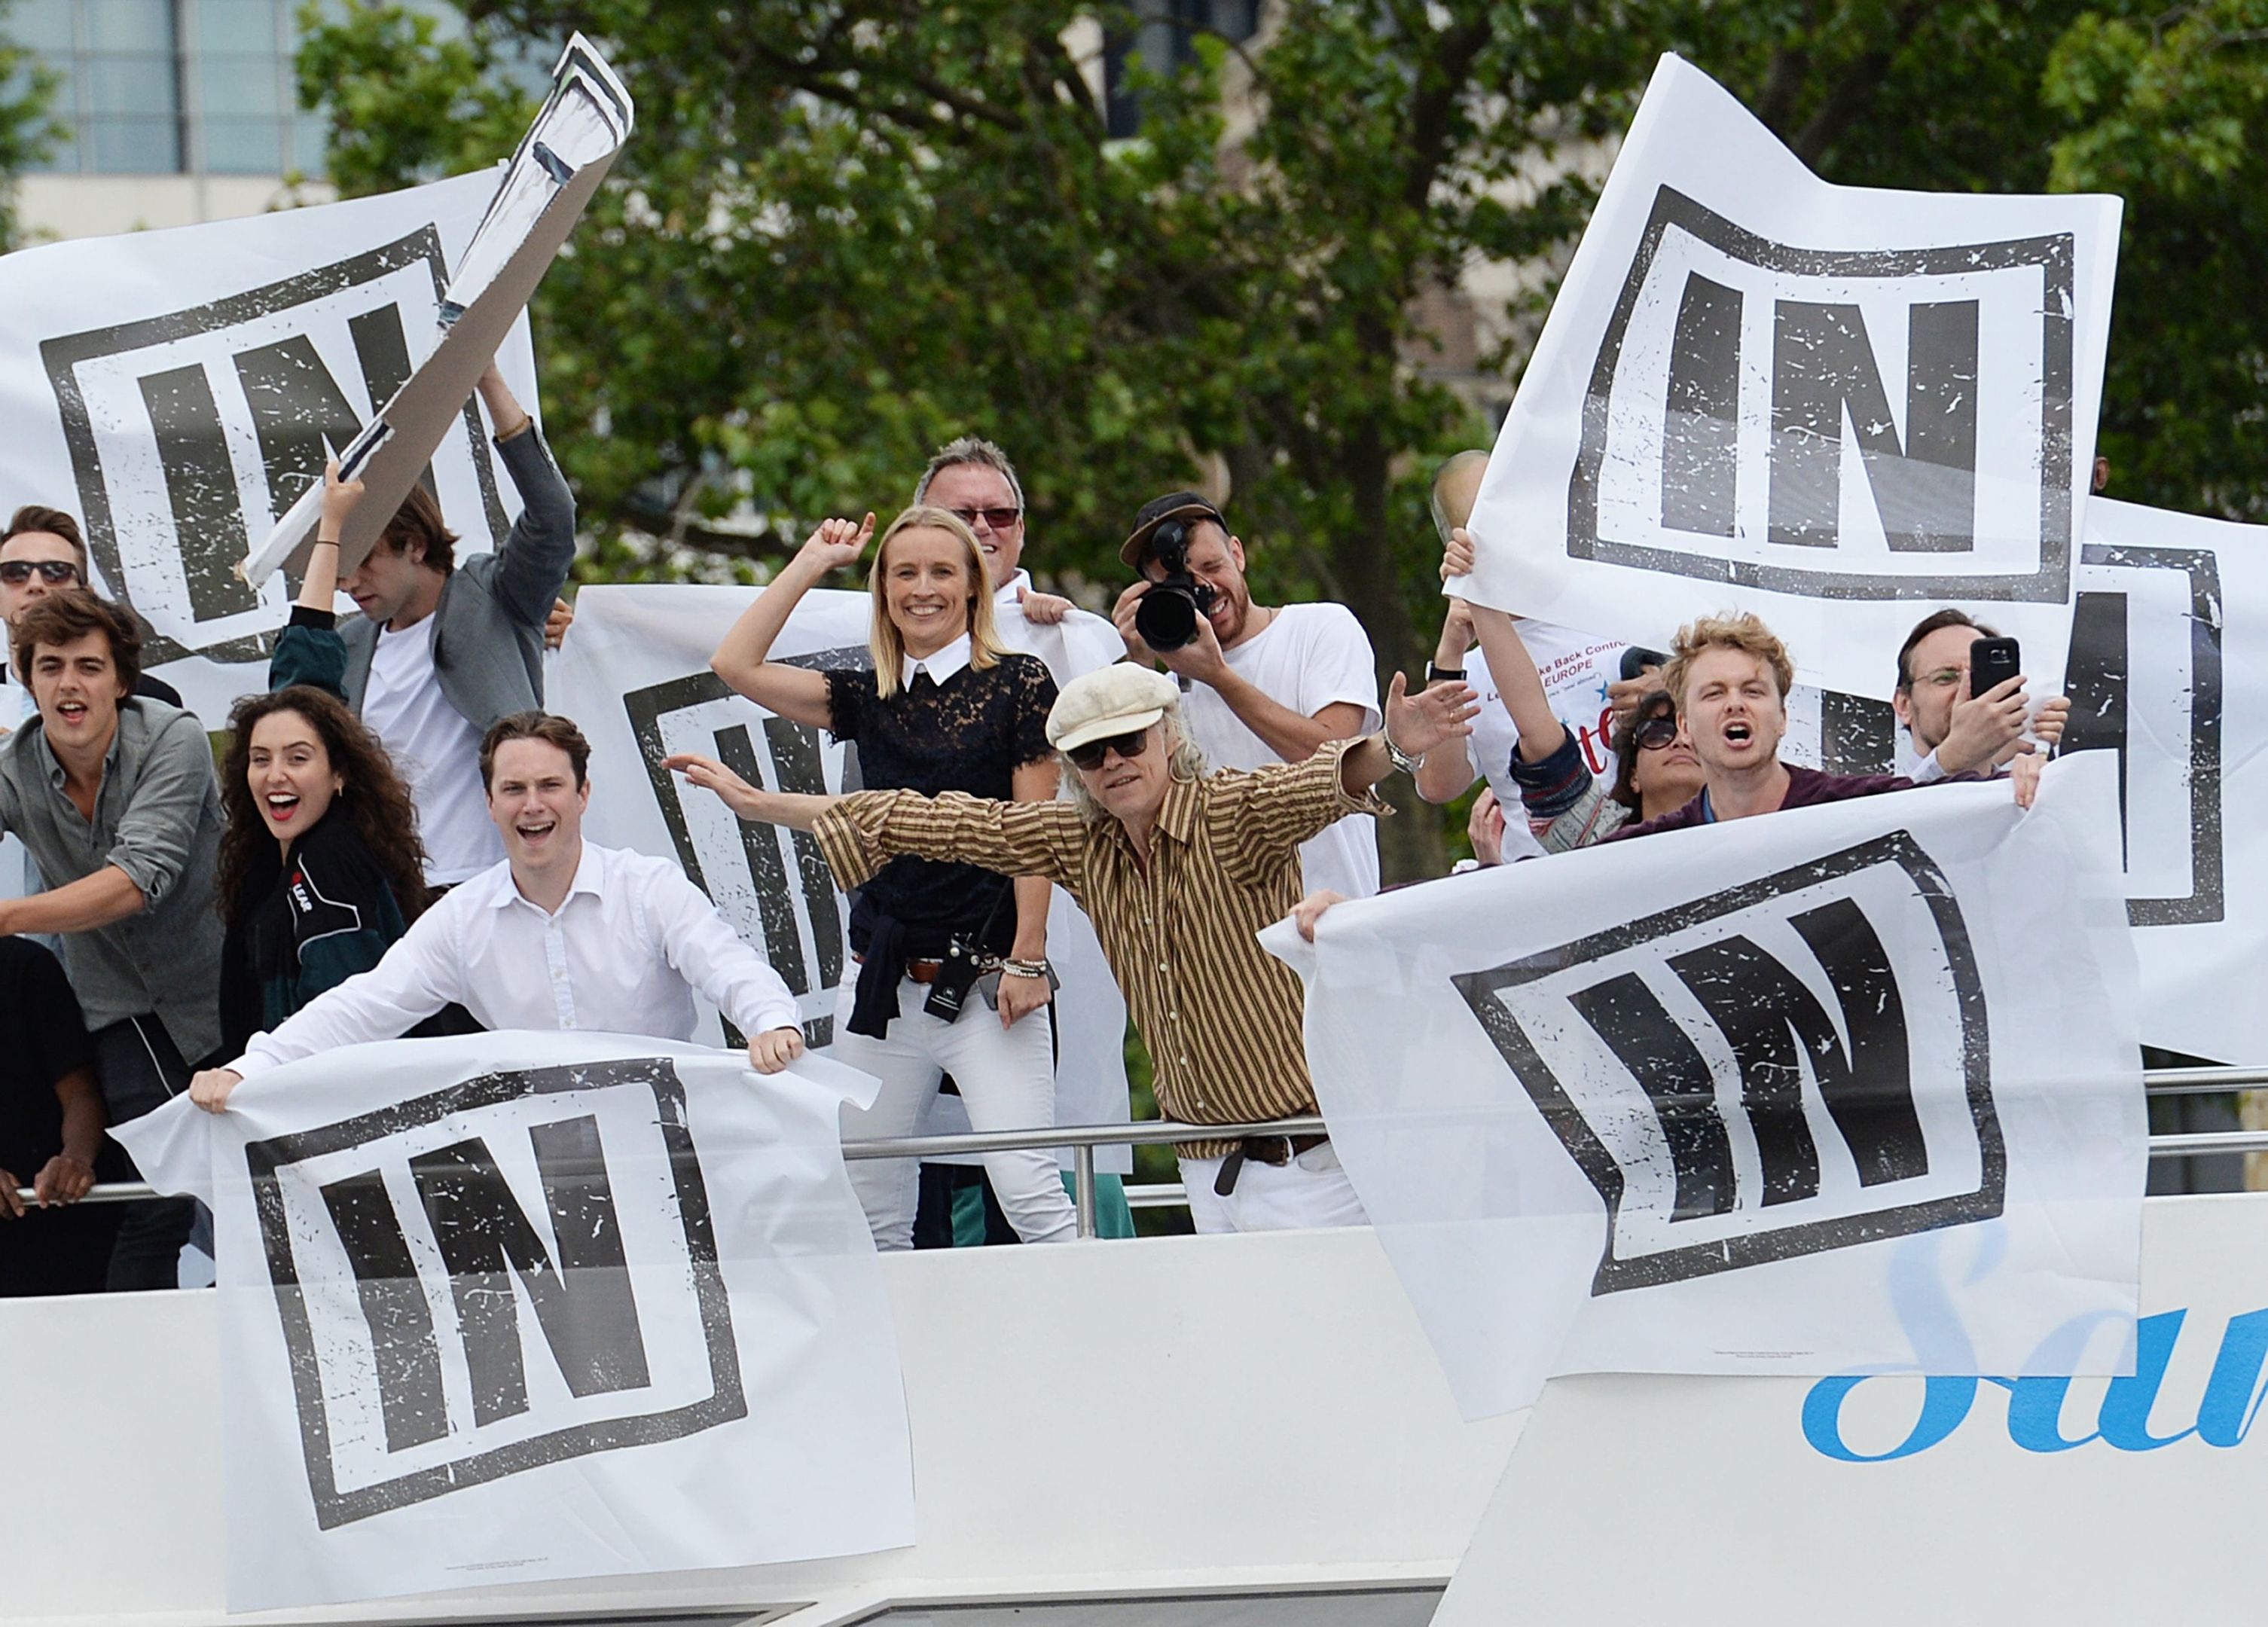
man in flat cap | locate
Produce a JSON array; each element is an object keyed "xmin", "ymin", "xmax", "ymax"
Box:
[
  {"xmin": 666, "ymin": 661, "xmax": 1477, "ymax": 1233},
  {"xmin": 1110, "ymin": 493, "xmax": 1383, "ymax": 901}
]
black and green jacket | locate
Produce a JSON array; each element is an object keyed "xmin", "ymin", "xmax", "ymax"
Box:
[{"xmin": 218, "ymin": 814, "xmax": 409, "ymax": 1058}]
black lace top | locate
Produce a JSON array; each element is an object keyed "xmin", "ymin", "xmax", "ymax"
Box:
[{"xmin": 825, "ymin": 652, "xmax": 1058, "ymax": 959}]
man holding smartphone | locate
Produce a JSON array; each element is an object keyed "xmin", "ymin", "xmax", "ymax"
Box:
[
  {"xmin": 1604, "ymin": 610, "xmax": 2044, "ymax": 841},
  {"xmin": 1891, "ymin": 609, "xmax": 2070, "ymax": 783}
]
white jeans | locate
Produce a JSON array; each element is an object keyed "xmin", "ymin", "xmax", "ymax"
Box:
[
  {"xmin": 1179, "ymin": 1139, "xmax": 1369, "ymax": 1234},
  {"xmin": 832, "ymin": 974, "xmax": 1079, "ymax": 1250}
]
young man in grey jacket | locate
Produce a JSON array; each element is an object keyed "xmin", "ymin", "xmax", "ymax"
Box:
[{"xmin": 268, "ymin": 362, "xmax": 575, "ymax": 887}]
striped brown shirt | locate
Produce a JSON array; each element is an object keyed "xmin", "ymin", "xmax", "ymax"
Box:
[{"xmin": 813, "ymin": 740, "xmax": 1387, "ymax": 1157}]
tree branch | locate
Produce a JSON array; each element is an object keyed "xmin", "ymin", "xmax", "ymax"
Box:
[{"xmin": 1790, "ymin": 0, "xmax": 1945, "ymax": 165}]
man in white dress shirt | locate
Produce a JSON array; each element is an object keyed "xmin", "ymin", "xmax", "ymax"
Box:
[{"xmin": 188, "ymin": 712, "xmax": 804, "ymax": 1112}]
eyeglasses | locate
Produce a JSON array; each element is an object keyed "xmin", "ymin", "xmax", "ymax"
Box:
[
  {"xmin": 1065, "ymin": 728, "xmax": 1151, "ymax": 771},
  {"xmin": 0, "ymin": 560, "xmax": 81, "ymax": 587},
  {"xmin": 1635, "ymin": 714, "xmax": 1680, "ymax": 751},
  {"xmin": 948, "ymin": 506, "xmax": 1023, "ymax": 532}
]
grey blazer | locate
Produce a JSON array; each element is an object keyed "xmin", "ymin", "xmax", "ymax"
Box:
[{"xmin": 333, "ymin": 427, "xmax": 578, "ymax": 731}]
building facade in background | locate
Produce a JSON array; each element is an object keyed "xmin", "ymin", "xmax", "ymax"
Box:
[{"xmin": 2, "ymin": 0, "xmax": 468, "ymax": 238}]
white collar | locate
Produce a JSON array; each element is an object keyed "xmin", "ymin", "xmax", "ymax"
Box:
[
  {"xmin": 484, "ymin": 840, "xmax": 605, "ymax": 915},
  {"xmin": 902, "ymin": 632, "xmax": 972, "ymax": 688},
  {"xmin": 993, "ymin": 569, "xmax": 1033, "ymax": 606}
]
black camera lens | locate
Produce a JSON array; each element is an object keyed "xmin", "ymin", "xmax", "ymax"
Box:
[{"xmin": 1136, "ymin": 585, "xmax": 1201, "ymax": 650}]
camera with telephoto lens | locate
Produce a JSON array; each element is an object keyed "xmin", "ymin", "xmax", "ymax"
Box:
[
  {"xmin": 1134, "ymin": 518, "xmax": 1219, "ymax": 651},
  {"xmin": 921, "ymin": 933, "xmax": 987, "ymax": 1021}
]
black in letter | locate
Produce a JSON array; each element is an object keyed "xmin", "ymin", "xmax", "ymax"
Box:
[
  {"xmin": 1669, "ymin": 912, "xmax": 1926, "ymax": 1205},
  {"xmin": 1661, "ymin": 272, "xmax": 1742, "ymax": 539},
  {"xmin": 713, "ymin": 723, "xmax": 807, "ymax": 994},
  {"xmin": 1567, "ymin": 971, "xmax": 1735, "ymax": 1222},
  {"xmin": 140, "ymin": 364, "xmax": 261, "ymax": 621},
  {"xmin": 411, "ymin": 1117, "xmax": 652, "ymax": 1429},
  {"xmin": 1769, "ymin": 300, "xmax": 1980, "ymax": 554},
  {"xmin": 2062, "ymin": 588, "xmax": 2129, "ymax": 865},
  {"xmin": 319, "ymin": 1168, "xmax": 449, "ymax": 1452},
  {"xmin": 1786, "ymin": 897, "xmax": 1928, "ymax": 1186},
  {"xmin": 765, "ymin": 716, "xmax": 847, "ymax": 1011}
]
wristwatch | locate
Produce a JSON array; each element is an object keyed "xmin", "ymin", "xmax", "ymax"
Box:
[
  {"xmin": 1424, "ymin": 662, "xmax": 1466, "ymax": 686},
  {"xmin": 1381, "ymin": 728, "xmax": 1421, "ymax": 776}
]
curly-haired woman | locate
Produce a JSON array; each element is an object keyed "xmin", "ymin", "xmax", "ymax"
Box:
[{"xmin": 215, "ymin": 684, "xmax": 431, "ymax": 1058}]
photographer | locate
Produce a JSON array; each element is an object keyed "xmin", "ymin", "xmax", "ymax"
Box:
[
  {"xmin": 1111, "ymin": 493, "xmax": 1381, "ymax": 899},
  {"xmin": 667, "ymin": 662, "xmax": 1478, "ymax": 1233}
]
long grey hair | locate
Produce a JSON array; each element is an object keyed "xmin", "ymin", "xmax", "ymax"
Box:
[{"xmin": 1061, "ymin": 698, "xmax": 1210, "ymax": 825}]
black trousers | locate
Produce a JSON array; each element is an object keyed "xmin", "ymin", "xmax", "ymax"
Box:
[{"xmin": 92, "ymin": 1015, "xmax": 207, "ymax": 1293}]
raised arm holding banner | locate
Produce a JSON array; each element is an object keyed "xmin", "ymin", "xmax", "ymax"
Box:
[{"xmin": 243, "ymin": 35, "xmax": 631, "ymax": 588}]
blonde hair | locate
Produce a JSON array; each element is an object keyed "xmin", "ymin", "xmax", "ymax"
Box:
[
  {"xmin": 1662, "ymin": 611, "xmax": 1794, "ymax": 707},
  {"xmin": 1062, "ymin": 705, "xmax": 1210, "ymax": 826},
  {"xmin": 867, "ymin": 505, "xmax": 1010, "ymax": 701}
]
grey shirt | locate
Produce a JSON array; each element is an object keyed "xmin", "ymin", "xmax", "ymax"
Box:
[{"xmin": 0, "ymin": 698, "xmax": 224, "ymax": 1062}]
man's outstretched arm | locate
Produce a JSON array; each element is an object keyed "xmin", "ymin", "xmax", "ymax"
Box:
[{"xmin": 664, "ymin": 754, "xmax": 1082, "ymax": 892}]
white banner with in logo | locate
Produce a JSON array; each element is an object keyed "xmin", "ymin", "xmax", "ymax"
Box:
[
  {"xmin": 549, "ymin": 584, "xmax": 1134, "ymax": 1171},
  {"xmin": 1765, "ymin": 498, "xmax": 2268, "ymax": 1064},
  {"xmin": 113, "ymin": 1030, "xmax": 913, "ymax": 1613},
  {"xmin": 1265, "ymin": 754, "xmax": 2145, "ymax": 1419},
  {"xmin": 0, "ymin": 169, "xmax": 536, "ymax": 724},
  {"xmin": 1458, "ymin": 53, "xmax": 2121, "ymax": 702}
]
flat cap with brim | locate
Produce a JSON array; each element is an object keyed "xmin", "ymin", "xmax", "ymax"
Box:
[
  {"xmin": 1119, "ymin": 490, "xmax": 1228, "ymax": 571},
  {"xmin": 1046, "ymin": 664, "xmax": 1181, "ymax": 754}
]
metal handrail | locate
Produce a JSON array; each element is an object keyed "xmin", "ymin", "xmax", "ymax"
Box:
[
  {"xmin": 20, "ymin": 1067, "xmax": 2268, "ymax": 1236},
  {"xmin": 8, "ymin": 1116, "xmax": 1330, "ymax": 1237}
]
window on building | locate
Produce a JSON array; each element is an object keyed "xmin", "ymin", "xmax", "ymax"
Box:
[
  {"xmin": 1104, "ymin": 0, "xmax": 1259, "ymax": 140},
  {"xmin": 8, "ymin": 0, "xmax": 337, "ymax": 176}
]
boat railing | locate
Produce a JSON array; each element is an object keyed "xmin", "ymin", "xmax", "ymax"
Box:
[{"xmin": 16, "ymin": 1065, "xmax": 2268, "ymax": 1239}]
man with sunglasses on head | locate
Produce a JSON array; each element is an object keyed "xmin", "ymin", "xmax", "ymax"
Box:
[
  {"xmin": 0, "ymin": 508, "xmax": 182, "ymax": 725},
  {"xmin": 667, "ymin": 661, "xmax": 1478, "ymax": 1233}
]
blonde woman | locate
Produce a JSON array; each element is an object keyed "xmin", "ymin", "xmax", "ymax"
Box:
[{"xmin": 690, "ymin": 506, "xmax": 1077, "ymax": 1248}]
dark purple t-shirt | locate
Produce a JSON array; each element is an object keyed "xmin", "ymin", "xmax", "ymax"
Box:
[{"xmin": 1603, "ymin": 765, "xmax": 1917, "ymax": 842}]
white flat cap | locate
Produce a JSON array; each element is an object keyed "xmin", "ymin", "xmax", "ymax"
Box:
[{"xmin": 1046, "ymin": 664, "xmax": 1180, "ymax": 753}]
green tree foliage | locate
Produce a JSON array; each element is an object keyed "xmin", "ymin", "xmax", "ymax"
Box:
[
  {"xmin": 0, "ymin": 0, "xmax": 62, "ymax": 252},
  {"xmin": 2046, "ymin": 1, "xmax": 2268, "ymax": 517},
  {"xmin": 299, "ymin": 0, "xmax": 2268, "ymax": 877}
]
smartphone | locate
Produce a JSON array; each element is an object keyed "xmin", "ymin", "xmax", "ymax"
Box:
[
  {"xmin": 1970, "ymin": 636, "xmax": 2021, "ymax": 698},
  {"xmin": 1619, "ymin": 646, "xmax": 1670, "ymax": 683}
]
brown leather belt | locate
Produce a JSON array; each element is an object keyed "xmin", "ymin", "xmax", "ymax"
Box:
[
  {"xmin": 1213, "ymin": 1134, "xmax": 1329, "ymax": 1197},
  {"xmin": 853, "ymin": 953, "xmax": 947, "ymax": 985}
]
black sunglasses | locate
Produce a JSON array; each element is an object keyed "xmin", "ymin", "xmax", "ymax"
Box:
[
  {"xmin": 1066, "ymin": 728, "xmax": 1151, "ymax": 771},
  {"xmin": 1635, "ymin": 714, "xmax": 1679, "ymax": 751},
  {"xmin": 948, "ymin": 505, "xmax": 1023, "ymax": 531},
  {"xmin": 0, "ymin": 560, "xmax": 81, "ymax": 587}
]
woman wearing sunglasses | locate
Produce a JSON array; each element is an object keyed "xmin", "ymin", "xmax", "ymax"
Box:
[
  {"xmin": 1440, "ymin": 526, "xmax": 1704, "ymax": 854},
  {"xmin": 687, "ymin": 506, "xmax": 1078, "ymax": 1250}
]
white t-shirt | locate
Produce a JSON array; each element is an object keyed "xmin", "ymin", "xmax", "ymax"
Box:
[
  {"xmin": 362, "ymin": 615, "xmax": 502, "ymax": 885},
  {"xmin": 1182, "ymin": 602, "xmax": 1381, "ymax": 899},
  {"xmin": 1463, "ymin": 618, "xmax": 1629, "ymax": 796}
]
